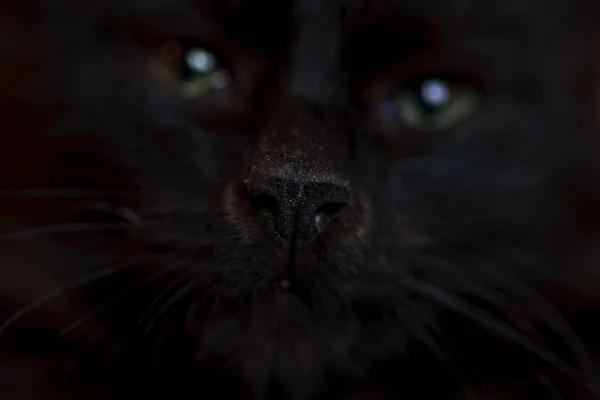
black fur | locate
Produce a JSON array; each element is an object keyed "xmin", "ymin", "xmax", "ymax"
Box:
[{"xmin": 1, "ymin": 0, "xmax": 600, "ymax": 398}]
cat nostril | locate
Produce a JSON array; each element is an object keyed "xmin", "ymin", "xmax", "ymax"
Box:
[
  {"xmin": 314, "ymin": 211, "xmax": 331, "ymax": 233},
  {"xmin": 243, "ymin": 169, "xmax": 352, "ymax": 239},
  {"xmin": 314, "ymin": 202, "xmax": 346, "ymax": 233},
  {"xmin": 245, "ymin": 190, "xmax": 280, "ymax": 215}
]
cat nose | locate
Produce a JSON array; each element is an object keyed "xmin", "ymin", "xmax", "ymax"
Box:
[{"xmin": 245, "ymin": 164, "xmax": 352, "ymax": 241}]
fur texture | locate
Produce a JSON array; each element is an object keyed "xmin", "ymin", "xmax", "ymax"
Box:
[{"xmin": 1, "ymin": 0, "xmax": 600, "ymax": 398}]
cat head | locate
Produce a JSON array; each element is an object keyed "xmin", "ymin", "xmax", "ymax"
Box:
[{"xmin": 2, "ymin": 0, "xmax": 600, "ymax": 396}]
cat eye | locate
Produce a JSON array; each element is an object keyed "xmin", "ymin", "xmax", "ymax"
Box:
[
  {"xmin": 380, "ymin": 79, "xmax": 479, "ymax": 131},
  {"xmin": 148, "ymin": 40, "xmax": 232, "ymax": 98}
]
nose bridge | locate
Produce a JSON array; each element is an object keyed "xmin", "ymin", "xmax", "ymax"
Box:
[
  {"xmin": 250, "ymin": 99, "xmax": 350, "ymax": 184},
  {"xmin": 287, "ymin": 0, "xmax": 345, "ymax": 102},
  {"xmin": 244, "ymin": 99, "xmax": 353, "ymax": 241}
]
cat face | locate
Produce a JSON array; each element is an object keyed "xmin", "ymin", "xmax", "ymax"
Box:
[{"xmin": 1, "ymin": 0, "xmax": 600, "ymax": 398}]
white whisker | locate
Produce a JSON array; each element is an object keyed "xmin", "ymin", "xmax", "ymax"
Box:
[
  {"xmin": 0, "ymin": 266, "xmax": 123, "ymax": 336},
  {"xmin": 0, "ymin": 189, "xmax": 135, "ymax": 198},
  {"xmin": 75, "ymin": 200, "xmax": 143, "ymax": 226},
  {"xmin": 0, "ymin": 222, "xmax": 131, "ymax": 241}
]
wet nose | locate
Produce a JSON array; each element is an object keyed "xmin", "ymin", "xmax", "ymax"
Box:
[{"xmin": 245, "ymin": 165, "xmax": 352, "ymax": 241}]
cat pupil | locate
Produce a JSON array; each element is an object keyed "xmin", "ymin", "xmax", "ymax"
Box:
[
  {"xmin": 421, "ymin": 80, "xmax": 449, "ymax": 109},
  {"xmin": 186, "ymin": 49, "xmax": 216, "ymax": 75},
  {"xmin": 170, "ymin": 46, "xmax": 231, "ymax": 97}
]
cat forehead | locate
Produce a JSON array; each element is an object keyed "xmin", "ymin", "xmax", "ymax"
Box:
[
  {"xmin": 84, "ymin": 0, "xmax": 572, "ymax": 69},
  {"xmin": 90, "ymin": 0, "xmax": 569, "ymax": 37}
]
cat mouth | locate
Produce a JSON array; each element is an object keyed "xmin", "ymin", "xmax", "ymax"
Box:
[{"xmin": 269, "ymin": 278, "xmax": 314, "ymax": 311}]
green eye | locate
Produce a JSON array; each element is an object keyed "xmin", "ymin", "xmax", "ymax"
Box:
[
  {"xmin": 149, "ymin": 41, "xmax": 232, "ymax": 98},
  {"xmin": 387, "ymin": 79, "xmax": 479, "ymax": 130}
]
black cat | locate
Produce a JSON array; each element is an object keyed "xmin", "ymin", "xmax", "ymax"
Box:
[{"xmin": 1, "ymin": 0, "xmax": 600, "ymax": 398}]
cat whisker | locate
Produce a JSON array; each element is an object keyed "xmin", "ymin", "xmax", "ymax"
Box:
[
  {"xmin": 0, "ymin": 188, "xmax": 136, "ymax": 199},
  {"xmin": 486, "ymin": 278, "xmax": 599, "ymax": 394},
  {"xmin": 60, "ymin": 298, "xmax": 117, "ymax": 337},
  {"xmin": 138, "ymin": 270, "xmax": 192, "ymax": 325},
  {"xmin": 403, "ymin": 278, "xmax": 585, "ymax": 384},
  {"xmin": 0, "ymin": 222, "xmax": 132, "ymax": 241},
  {"xmin": 141, "ymin": 273, "xmax": 198, "ymax": 342},
  {"xmin": 140, "ymin": 277, "xmax": 200, "ymax": 361},
  {"xmin": 447, "ymin": 262, "xmax": 599, "ymax": 393},
  {"xmin": 61, "ymin": 262, "xmax": 190, "ymax": 336},
  {"xmin": 538, "ymin": 372, "xmax": 566, "ymax": 400},
  {"xmin": 394, "ymin": 298, "xmax": 481, "ymax": 397},
  {"xmin": 392, "ymin": 300, "xmax": 446, "ymax": 361},
  {"xmin": 75, "ymin": 200, "xmax": 143, "ymax": 226},
  {"xmin": 0, "ymin": 265, "xmax": 125, "ymax": 337},
  {"xmin": 422, "ymin": 253, "xmax": 598, "ymax": 391},
  {"xmin": 421, "ymin": 258, "xmax": 542, "ymax": 336}
]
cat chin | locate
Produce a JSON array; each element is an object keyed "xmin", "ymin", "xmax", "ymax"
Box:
[
  {"xmin": 191, "ymin": 301, "xmax": 353, "ymax": 397},
  {"xmin": 190, "ymin": 283, "xmax": 410, "ymax": 383}
]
